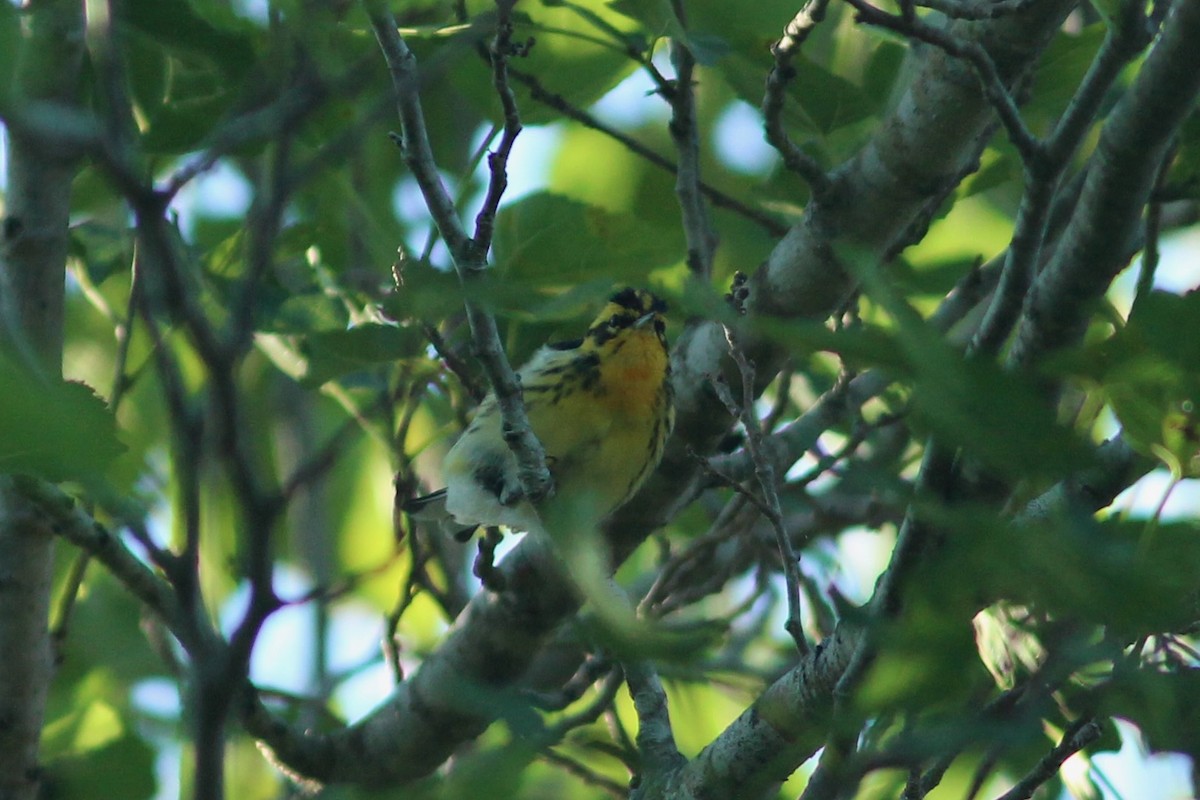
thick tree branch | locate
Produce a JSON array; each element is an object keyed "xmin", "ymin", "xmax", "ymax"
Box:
[
  {"xmin": 369, "ymin": 6, "xmax": 552, "ymax": 503},
  {"xmin": 254, "ymin": 0, "xmax": 1086, "ymax": 788},
  {"xmin": 626, "ymin": 661, "xmax": 684, "ymax": 795},
  {"xmin": 0, "ymin": 3, "xmax": 84, "ymax": 799},
  {"xmin": 1010, "ymin": 0, "xmax": 1200, "ymax": 366},
  {"xmin": 971, "ymin": 12, "xmax": 1156, "ymax": 357}
]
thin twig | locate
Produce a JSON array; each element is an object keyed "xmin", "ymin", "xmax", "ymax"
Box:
[
  {"xmin": 540, "ymin": 749, "xmax": 629, "ymax": 798},
  {"xmin": 48, "ymin": 550, "xmax": 90, "ymax": 662},
  {"xmin": 713, "ymin": 273, "xmax": 808, "ymax": 653},
  {"xmin": 914, "ymin": 0, "xmax": 1039, "ymax": 19},
  {"xmin": 505, "ymin": 65, "xmax": 789, "ymax": 236},
  {"xmin": 994, "ymin": 718, "xmax": 1102, "ymax": 800},
  {"xmin": 763, "ymin": 0, "xmax": 834, "ymax": 195},
  {"xmin": 665, "ymin": 31, "xmax": 718, "ymax": 278},
  {"xmin": 383, "ymin": 529, "xmax": 438, "ymax": 683},
  {"xmin": 528, "ymin": 653, "xmax": 615, "ymax": 711},
  {"xmin": 1135, "ymin": 141, "xmax": 1178, "ymax": 304},
  {"xmin": 469, "ymin": 0, "xmax": 524, "ymax": 264},
  {"xmin": 971, "ymin": 21, "xmax": 1151, "ymax": 356},
  {"xmin": 370, "ymin": 8, "xmax": 553, "ymax": 503},
  {"xmin": 19, "ymin": 478, "xmax": 194, "ymax": 650}
]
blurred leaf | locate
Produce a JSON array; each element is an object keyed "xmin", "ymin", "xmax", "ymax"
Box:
[
  {"xmin": 890, "ymin": 255, "xmax": 976, "ymax": 297},
  {"xmin": 843, "ymin": 244, "xmax": 1091, "ymax": 482},
  {"xmin": 125, "ymin": 27, "xmax": 169, "ymax": 124},
  {"xmin": 686, "ymin": 31, "xmax": 732, "ymax": 65},
  {"xmin": 938, "ymin": 507, "xmax": 1200, "ymax": 636},
  {"xmin": 44, "ymin": 734, "xmax": 157, "ymax": 800},
  {"xmin": 70, "ymin": 221, "xmax": 133, "ymax": 287},
  {"xmin": 60, "ymin": 570, "xmax": 167, "ymax": 684},
  {"xmin": 608, "ymin": 0, "xmax": 675, "ymax": 37},
  {"xmin": 1164, "ymin": 112, "xmax": 1200, "ymax": 199},
  {"xmin": 960, "ymin": 140, "xmax": 1021, "ymax": 198},
  {"xmin": 862, "ymin": 39, "xmax": 907, "ymax": 104},
  {"xmin": 909, "ymin": 353, "xmax": 1090, "ymax": 481},
  {"xmin": 262, "ymin": 292, "xmax": 351, "ymax": 335},
  {"xmin": 753, "ymin": 314, "xmax": 908, "ymax": 368},
  {"xmin": 972, "ymin": 604, "xmax": 1046, "ymax": 690},
  {"xmin": 1027, "ymin": 25, "xmax": 1108, "ymax": 132},
  {"xmin": 859, "ymin": 597, "xmax": 990, "ymax": 713},
  {"xmin": 788, "ymin": 55, "xmax": 876, "ymax": 135},
  {"xmin": 0, "ymin": 358, "xmax": 125, "ymax": 482},
  {"xmin": 493, "ymin": 192, "xmax": 684, "ymax": 285},
  {"xmin": 1070, "ymin": 290, "xmax": 1200, "ymax": 474},
  {"xmin": 456, "ymin": 0, "xmax": 641, "ymax": 126},
  {"xmin": 42, "ymin": 698, "xmax": 124, "ymax": 757},
  {"xmin": 1129, "ymin": 289, "xmax": 1200, "ymax": 371},
  {"xmin": 296, "ymin": 323, "xmax": 427, "ymax": 387},
  {"xmin": 1102, "ymin": 670, "xmax": 1200, "ymax": 761},
  {"xmin": 119, "ymin": 0, "xmax": 263, "ymax": 153},
  {"xmin": 122, "ymin": 0, "xmax": 257, "ymax": 78},
  {"xmin": 0, "ymin": 0, "xmax": 20, "ymax": 106}
]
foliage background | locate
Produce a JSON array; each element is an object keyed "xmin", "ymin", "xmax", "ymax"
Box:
[{"xmin": 1, "ymin": 0, "xmax": 1199, "ymax": 798}]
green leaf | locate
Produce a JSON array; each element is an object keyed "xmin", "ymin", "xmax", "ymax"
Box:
[
  {"xmin": 1027, "ymin": 25, "xmax": 1108, "ymax": 133},
  {"xmin": 1164, "ymin": 112, "xmax": 1200, "ymax": 199},
  {"xmin": 1076, "ymin": 290, "xmax": 1200, "ymax": 474},
  {"xmin": 683, "ymin": 31, "xmax": 732, "ymax": 66},
  {"xmin": 608, "ymin": 0, "xmax": 676, "ymax": 36},
  {"xmin": 943, "ymin": 509, "xmax": 1200, "ymax": 635},
  {"xmin": 1130, "ymin": 290, "xmax": 1200, "ymax": 371},
  {"xmin": 789, "ymin": 55, "xmax": 876, "ymax": 136},
  {"xmin": 297, "ymin": 323, "xmax": 427, "ymax": 387},
  {"xmin": 120, "ymin": 0, "xmax": 261, "ymax": 153},
  {"xmin": 1103, "ymin": 669, "xmax": 1200, "ymax": 761},
  {"xmin": 122, "ymin": 0, "xmax": 258, "ymax": 79},
  {"xmin": 859, "ymin": 596, "xmax": 991, "ymax": 713},
  {"xmin": 862, "ymin": 39, "xmax": 907, "ymax": 105},
  {"xmin": 55, "ymin": 570, "xmax": 168, "ymax": 685},
  {"xmin": 843, "ymin": 245, "xmax": 1091, "ymax": 482},
  {"xmin": 0, "ymin": 359, "xmax": 124, "ymax": 482},
  {"xmin": 44, "ymin": 734, "xmax": 157, "ymax": 800},
  {"xmin": 69, "ymin": 221, "xmax": 134, "ymax": 287},
  {"xmin": 0, "ymin": 0, "xmax": 20, "ymax": 107},
  {"xmin": 457, "ymin": 0, "xmax": 642, "ymax": 125},
  {"xmin": 493, "ymin": 192, "xmax": 685, "ymax": 285}
]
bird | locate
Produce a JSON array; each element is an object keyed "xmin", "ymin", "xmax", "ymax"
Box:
[{"xmin": 407, "ymin": 287, "xmax": 674, "ymax": 539}]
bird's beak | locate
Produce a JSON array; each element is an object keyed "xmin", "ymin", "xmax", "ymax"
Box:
[{"xmin": 634, "ymin": 311, "xmax": 657, "ymax": 329}]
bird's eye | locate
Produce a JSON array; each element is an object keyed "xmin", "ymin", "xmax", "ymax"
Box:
[{"xmin": 609, "ymin": 314, "xmax": 622, "ymax": 327}]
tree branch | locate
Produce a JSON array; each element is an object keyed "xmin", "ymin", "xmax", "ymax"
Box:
[
  {"xmin": 1010, "ymin": 0, "xmax": 1200, "ymax": 367},
  {"xmin": 626, "ymin": 660, "xmax": 684, "ymax": 796},
  {"xmin": 0, "ymin": 2, "xmax": 84, "ymax": 798},
  {"xmin": 254, "ymin": 0, "xmax": 1086, "ymax": 787},
  {"xmin": 665, "ymin": 33, "xmax": 718, "ymax": 278},
  {"xmin": 369, "ymin": 5, "xmax": 552, "ymax": 503},
  {"xmin": 762, "ymin": 0, "xmax": 834, "ymax": 196}
]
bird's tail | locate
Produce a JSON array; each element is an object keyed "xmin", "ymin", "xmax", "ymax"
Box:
[{"xmin": 402, "ymin": 489, "xmax": 478, "ymax": 541}]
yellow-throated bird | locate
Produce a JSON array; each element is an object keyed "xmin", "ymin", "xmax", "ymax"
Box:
[{"xmin": 408, "ymin": 288, "xmax": 673, "ymax": 538}]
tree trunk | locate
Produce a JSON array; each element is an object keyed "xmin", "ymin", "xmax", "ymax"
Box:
[{"xmin": 0, "ymin": 2, "xmax": 84, "ymax": 798}]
